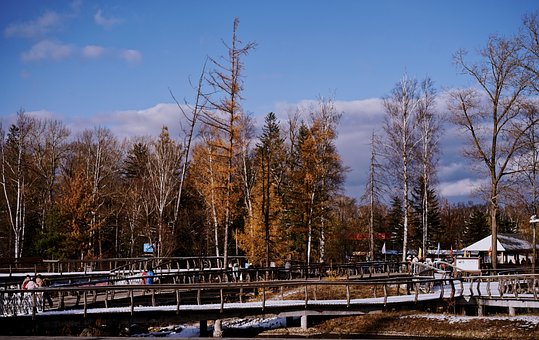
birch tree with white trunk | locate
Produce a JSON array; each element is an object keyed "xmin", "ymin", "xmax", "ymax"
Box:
[
  {"xmin": 0, "ymin": 110, "xmax": 34, "ymax": 259},
  {"xmin": 383, "ymin": 75, "xmax": 422, "ymax": 263}
]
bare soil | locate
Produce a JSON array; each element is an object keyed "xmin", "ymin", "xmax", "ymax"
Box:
[{"xmin": 258, "ymin": 311, "xmax": 539, "ymax": 339}]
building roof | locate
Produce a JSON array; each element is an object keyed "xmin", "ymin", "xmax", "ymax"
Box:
[{"xmin": 462, "ymin": 233, "xmax": 537, "ymax": 252}]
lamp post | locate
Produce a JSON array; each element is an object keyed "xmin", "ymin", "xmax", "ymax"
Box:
[{"xmin": 530, "ymin": 215, "xmax": 539, "ymax": 274}]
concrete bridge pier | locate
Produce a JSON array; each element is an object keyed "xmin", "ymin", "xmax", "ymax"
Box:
[
  {"xmin": 509, "ymin": 306, "xmax": 516, "ymax": 316},
  {"xmin": 301, "ymin": 313, "xmax": 308, "ymax": 330},
  {"xmin": 477, "ymin": 304, "xmax": 484, "ymax": 316}
]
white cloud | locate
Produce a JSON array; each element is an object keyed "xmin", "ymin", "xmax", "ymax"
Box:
[
  {"xmin": 94, "ymin": 9, "xmax": 123, "ymax": 28},
  {"xmin": 26, "ymin": 109, "xmax": 57, "ymax": 121},
  {"xmin": 438, "ymin": 162, "xmax": 468, "ymax": 179},
  {"xmin": 270, "ymin": 96, "xmax": 483, "ymax": 202},
  {"xmin": 21, "ymin": 40, "xmax": 73, "ymax": 62},
  {"xmin": 4, "ymin": 10, "xmax": 61, "ymax": 38},
  {"xmin": 121, "ymin": 49, "xmax": 143, "ymax": 64},
  {"xmin": 21, "ymin": 41, "xmax": 142, "ymax": 65},
  {"xmin": 81, "ymin": 45, "xmax": 106, "ymax": 59},
  {"xmin": 77, "ymin": 103, "xmax": 183, "ymax": 139},
  {"xmin": 439, "ymin": 178, "xmax": 486, "ymax": 198},
  {"xmin": 332, "ymin": 98, "xmax": 385, "ymax": 197},
  {"xmin": 17, "ymin": 95, "xmax": 479, "ymax": 203}
]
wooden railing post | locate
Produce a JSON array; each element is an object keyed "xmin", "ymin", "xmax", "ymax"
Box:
[
  {"xmin": 262, "ymin": 286, "xmax": 266, "ymax": 310},
  {"xmin": 304, "ymin": 285, "xmax": 308, "ymax": 308},
  {"xmin": 32, "ymin": 291, "xmax": 36, "ymax": 320},
  {"xmin": 383, "ymin": 284, "xmax": 388, "ymax": 306},
  {"xmin": 130, "ymin": 289, "xmax": 134, "ymax": 316},
  {"xmin": 220, "ymin": 289, "xmax": 224, "ymax": 312},
  {"xmin": 176, "ymin": 289, "xmax": 180, "ymax": 314},
  {"xmin": 346, "ymin": 284, "xmax": 350, "ymax": 307},
  {"xmin": 83, "ymin": 291, "xmax": 88, "ymax": 318},
  {"xmin": 60, "ymin": 291, "xmax": 65, "ymax": 310},
  {"xmin": 476, "ymin": 279, "xmax": 481, "ymax": 296},
  {"xmin": 439, "ymin": 280, "xmax": 444, "ymax": 299}
]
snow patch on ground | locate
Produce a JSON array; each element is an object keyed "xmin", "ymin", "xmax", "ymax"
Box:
[
  {"xmin": 132, "ymin": 316, "xmax": 289, "ymax": 338},
  {"xmin": 222, "ymin": 316, "xmax": 288, "ymax": 329},
  {"xmin": 403, "ymin": 314, "xmax": 539, "ymax": 326}
]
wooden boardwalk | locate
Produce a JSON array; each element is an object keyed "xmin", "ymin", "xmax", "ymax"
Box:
[{"xmin": 2, "ymin": 259, "xmax": 539, "ymax": 336}]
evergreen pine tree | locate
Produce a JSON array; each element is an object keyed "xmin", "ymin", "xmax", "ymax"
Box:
[
  {"xmin": 410, "ymin": 176, "xmax": 442, "ymax": 250},
  {"xmin": 387, "ymin": 196, "xmax": 404, "ymax": 252},
  {"xmin": 462, "ymin": 207, "xmax": 490, "ymax": 245}
]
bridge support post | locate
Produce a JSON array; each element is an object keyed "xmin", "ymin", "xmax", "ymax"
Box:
[
  {"xmin": 213, "ymin": 319, "xmax": 223, "ymax": 337},
  {"xmin": 477, "ymin": 304, "xmax": 484, "ymax": 317},
  {"xmin": 301, "ymin": 313, "xmax": 308, "ymax": 330},
  {"xmin": 199, "ymin": 320, "xmax": 208, "ymax": 337},
  {"xmin": 509, "ymin": 306, "xmax": 516, "ymax": 316}
]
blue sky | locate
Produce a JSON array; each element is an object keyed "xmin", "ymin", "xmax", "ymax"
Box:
[{"xmin": 1, "ymin": 0, "xmax": 538, "ymax": 202}]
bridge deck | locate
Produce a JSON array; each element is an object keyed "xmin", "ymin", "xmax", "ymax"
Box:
[{"xmin": 2, "ymin": 267, "xmax": 539, "ymax": 336}]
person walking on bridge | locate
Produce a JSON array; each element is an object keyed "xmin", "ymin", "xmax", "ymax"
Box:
[
  {"xmin": 36, "ymin": 274, "xmax": 53, "ymax": 308},
  {"xmin": 145, "ymin": 266, "xmax": 154, "ymax": 284}
]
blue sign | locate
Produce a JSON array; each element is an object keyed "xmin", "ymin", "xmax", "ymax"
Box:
[{"xmin": 143, "ymin": 243, "xmax": 154, "ymax": 253}]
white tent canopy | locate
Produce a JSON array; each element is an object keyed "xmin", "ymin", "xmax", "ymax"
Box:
[
  {"xmin": 463, "ymin": 236, "xmax": 504, "ymax": 252},
  {"xmin": 463, "ymin": 233, "xmax": 536, "ymax": 252}
]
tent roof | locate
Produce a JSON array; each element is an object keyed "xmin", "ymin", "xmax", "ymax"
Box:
[{"xmin": 462, "ymin": 233, "xmax": 536, "ymax": 252}]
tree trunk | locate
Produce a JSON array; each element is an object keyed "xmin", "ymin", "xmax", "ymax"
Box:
[{"xmin": 490, "ymin": 183, "xmax": 498, "ymax": 269}]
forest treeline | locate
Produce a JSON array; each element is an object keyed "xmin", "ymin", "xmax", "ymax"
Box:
[{"xmin": 1, "ymin": 15, "xmax": 539, "ymax": 268}]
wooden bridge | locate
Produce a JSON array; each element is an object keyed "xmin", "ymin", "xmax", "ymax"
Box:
[
  {"xmin": 0, "ymin": 256, "xmax": 406, "ymax": 288},
  {"xmin": 1, "ymin": 258, "xmax": 539, "ymax": 336}
]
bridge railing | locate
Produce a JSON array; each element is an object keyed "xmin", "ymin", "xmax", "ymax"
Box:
[
  {"xmin": 0, "ymin": 260, "xmax": 413, "ymax": 293},
  {"xmin": 40, "ymin": 256, "xmax": 251, "ymax": 275},
  {"xmin": 108, "ymin": 261, "xmax": 411, "ymax": 285},
  {"xmin": 460, "ymin": 273, "xmax": 539, "ymax": 299},
  {"xmin": 0, "ymin": 275, "xmax": 458, "ymax": 318},
  {"xmin": 34, "ymin": 257, "xmax": 411, "ymax": 276}
]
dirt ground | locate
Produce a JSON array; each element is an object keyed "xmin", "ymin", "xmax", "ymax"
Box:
[{"xmin": 258, "ymin": 311, "xmax": 539, "ymax": 339}]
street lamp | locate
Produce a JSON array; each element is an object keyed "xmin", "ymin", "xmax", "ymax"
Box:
[{"xmin": 530, "ymin": 215, "xmax": 539, "ymax": 274}]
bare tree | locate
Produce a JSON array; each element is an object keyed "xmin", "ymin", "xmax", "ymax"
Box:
[
  {"xmin": 147, "ymin": 127, "xmax": 181, "ymax": 257},
  {"xmin": 520, "ymin": 12, "xmax": 539, "ymax": 93},
  {"xmin": 449, "ymin": 34, "xmax": 532, "ymax": 268},
  {"xmin": 77, "ymin": 127, "xmax": 122, "ymax": 258},
  {"xmin": 361, "ymin": 131, "xmax": 385, "ymax": 260},
  {"xmin": 169, "ymin": 59, "xmax": 208, "ymax": 236},
  {"xmin": 123, "ymin": 138, "xmax": 153, "ymax": 257},
  {"xmin": 505, "ymin": 101, "xmax": 539, "ymax": 273},
  {"xmin": 416, "ymin": 78, "xmax": 440, "ymax": 254},
  {"xmin": 29, "ymin": 118, "xmax": 70, "ymax": 230},
  {"xmin": 190, "ymin": 128, "xmax": 226, "ymax": 259},
  {"xmin": 201, "ymin": 18, "xmax": 256, "ymax": 269},
  {"xmin": 0, "ymin": 111, "xmax": 34, "ymax": 259},
  {"xmin": 382, "ymin": 75, "xmax": 422, "ymax": 263}
]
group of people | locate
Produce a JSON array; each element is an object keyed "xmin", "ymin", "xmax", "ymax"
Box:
[
  {"xmin": 21, "ymin": 274, "xmax": 53, "ymax": 307},
  {"xmin": 21, "ymin": 274, "xmax": 47, "ymax": 289},
  {"xmin": 141, "ymin": 266, "xmax": 154, "ymax": 284}
]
